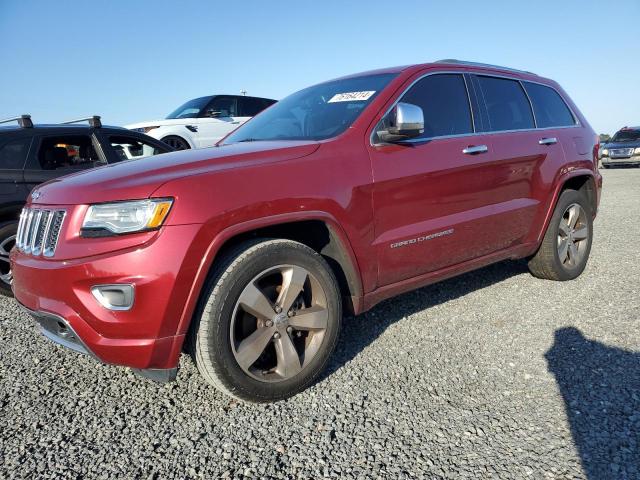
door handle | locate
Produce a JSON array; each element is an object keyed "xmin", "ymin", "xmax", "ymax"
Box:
[
  {"xmin": 538, "ymin": 137, "xmax": 558, "ymax": 145},
  {"xmin": 231, "ymin": 121, "xmax": 240, "ymax": 124},
  {"xmin": 462, "ymin": 145, "xmax": 488, "ymax": 155}
]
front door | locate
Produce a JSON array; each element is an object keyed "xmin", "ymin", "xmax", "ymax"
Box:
[
  {"xmin": 196, "ymin": 96, "xmax": 246, "ymax": 147},
  {"xmin": 370, "ymin": 72, "xmax": 539, "ymax": 287}
]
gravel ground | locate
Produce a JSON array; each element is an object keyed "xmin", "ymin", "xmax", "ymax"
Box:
[{"xmin": 1, "ymin": 168, "xmax": 639, "ymax": 479}]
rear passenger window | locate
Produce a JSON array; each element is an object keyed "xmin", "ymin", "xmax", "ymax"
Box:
[
  {"xmin": 523, "ymin": 82, "xmax": 575, "ymax": 128},
  {"xmin": 0, "ymin": 138, "xmax": 30, "ymax": 169},
  {"xmin": 238, "ymin": 98, "xmax": 274, "ymax": 117},
  {"xmin": 400, "ymin": 74, "xmax": 473, "ymax": 139},
  {"xmin": 476, "ymin": 76, "xmax": 534, "ymax": 131}
]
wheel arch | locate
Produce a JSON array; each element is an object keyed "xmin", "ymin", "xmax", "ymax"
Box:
[
  {"xmin": 536, "ymin": 169, "xmax": 598, "ymax": 245},
  {"xmin": 158, "ymin": 130, "xmax": 195, "ymax": 149},
  {"xmin": 175, "ymin": 211, "xmax": 364, "ymax": 341}
]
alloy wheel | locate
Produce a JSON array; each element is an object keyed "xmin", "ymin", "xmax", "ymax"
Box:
[
  {"xmin": 163, "ymin": 137, "xmax": 190, "ymax": 150},
  {"xmin": 557, "ymin": 203, "xmax": 589, "ymax": 268},
  {"xmin": 231, "ymin": 264, "xmax": 329, "ymax": 382},
  {"xmin": 0, "ymin": 234, "xmax": 16, "ymax": 286}
]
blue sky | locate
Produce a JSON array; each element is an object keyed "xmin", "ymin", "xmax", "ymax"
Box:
[{"xmin": 1, "ymin": 0, "xmax": 638, "ymax": 135}]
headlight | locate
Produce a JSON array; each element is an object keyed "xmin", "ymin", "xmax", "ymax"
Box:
[
  {"xmin": 82, "ymin": 199, "xmax": 173, "ymax": 236},
  {"xmin": 133, "ymin": 126, "xmax": 159, "ymax": 133},
  {"xmin": 635, "ymin": 147, "xmax": 640, "ymax": 155},
  {"xmin": 601, "ymin": 148, "xmax": 609, "ymax": 157}
]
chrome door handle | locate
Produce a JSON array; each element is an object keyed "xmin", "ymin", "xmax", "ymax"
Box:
[
  {"xmin": 231, "ymin": 121, "xmax": 240, "ymax": 124},
  {"xmin": 462, "ymin": 145, "xmax": 488, "ymax": 155},
  {"xmin": 538, "ymin": 137, "xmax": 558, "ymax": 145}
]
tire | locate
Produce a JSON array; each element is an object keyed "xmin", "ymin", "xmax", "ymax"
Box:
[
  {"xmin": 0, "ymin": 221, "xmax": 18, "ymax": 297},
  {"xmin": 189, "ymin": 239, "xmax": 342, "ymax": 402},
  {"xmin": 161, "ymin": 135, "xmax": 190, "ymax": 150},
  {"xmin": 528, "ymin": 189, "xmax": 593, "ymax": 281},
  {"xmin": 602, "ymin": 164, "xmax": 610, "ymax": 169}
]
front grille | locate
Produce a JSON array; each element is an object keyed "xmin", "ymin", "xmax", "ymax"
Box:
[
  {"xmin": 16, "ymin": 207, "xmax": 66, "ymax": 257},
  {"xmin": 609, "ymin": 147, "xmax": 634, "ymax": 158}
]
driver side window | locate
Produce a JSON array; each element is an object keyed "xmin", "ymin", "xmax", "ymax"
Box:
[
  {"xmin": 399, "ymin": 74, "xmax": 473, "ymax": 139},
  {"xmin": 205, "ymin": 97, "xmax": 238, "ymax": 118}
]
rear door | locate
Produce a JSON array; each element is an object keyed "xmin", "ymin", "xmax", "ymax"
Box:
[
  {"xmin": 370, "ymin": 72, "xmax": 506, "ymax": 286},
  {"xmin": 472, "ymin": 75, "xmax": 569, "ymax": 243}
]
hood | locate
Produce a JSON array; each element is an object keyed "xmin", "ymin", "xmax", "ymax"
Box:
[
  {"xmin": 605, "ymin": 141, "xmax": 640, "ymax": 149},
  {"xmin": 124, "ymin": 118, "xmax": 197, "ymax": 129},
  {"xmin": 32, "ymin": 141, "xmax": 321, "ymax": 206}
]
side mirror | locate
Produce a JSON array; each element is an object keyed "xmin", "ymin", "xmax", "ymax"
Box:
[{"xmin": 377, "ymin": 102, "xmax": 424, "ymax": 143}]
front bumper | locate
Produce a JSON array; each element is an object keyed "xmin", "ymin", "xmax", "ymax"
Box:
[
  {"xmin": 602, "ymin": 154, "xmax": 640, "ymax": 166},
  {"xmin": 25, "ymin": 306, "xmax": 94, "ymax": 356},
  {"xmin": 11, "ymin": 223, "xmax": 203, "ymax": 371}
]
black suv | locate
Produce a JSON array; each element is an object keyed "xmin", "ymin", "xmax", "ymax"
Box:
[
  {"xmin": 0, "ymin": 115, "xmax": 173, "ymax": 296},
  {"xmin": 601, "ymin": 126, "xmax": 640, "ymax": 168}
]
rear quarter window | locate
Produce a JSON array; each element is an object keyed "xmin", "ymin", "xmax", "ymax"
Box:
[
  {"xmin": 476, "ymin": 76, "xmax": 535, "ymax": 132},
  {"xmin": 523, "ymin": 82, "xmax": 576, "ymax": 128},
  {"xmin": 0, "ymin": 137, "xmax": 31, "ymax": 170}
]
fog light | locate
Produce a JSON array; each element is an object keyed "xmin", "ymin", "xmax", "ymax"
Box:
[{"xmin": 91, "ymin": 284, "xmax": 135, "ymax": 311}]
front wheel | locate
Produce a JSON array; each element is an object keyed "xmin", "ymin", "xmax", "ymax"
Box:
[
  {"xmin": 528, "ymin": 189, "xmax": 593, "ymax": 281},
  {"xmin": 161, "ymin": 135, "xmax": 190, "ymax": 150},
  {"xmin": 0, "ymin": 221, "xmax": 18, "ymax": 297},
  {"xmin": 189, "ymin": 239, "xmax": 342, "ymax": 402}
]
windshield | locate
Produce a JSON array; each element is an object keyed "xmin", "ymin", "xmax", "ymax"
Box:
[
  {"xmin": 223, "ymin": 73, "xmax": 397, "ymax": 143},
  {"xmin": 611, "ymin": 129, "xmax": 640, "ymax": 143},
  {"xmin": 166, "ymin": 96, "xmax": 212, "ymax": 119}
]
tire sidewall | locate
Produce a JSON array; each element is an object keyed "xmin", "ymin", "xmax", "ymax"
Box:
[
  {"xmin": 197, "ymin": 240, "xmax": 342, "ymax": 401},
  {"xmin": 550, "ymin": 190, "xmax": 593, "ymax": 280}
]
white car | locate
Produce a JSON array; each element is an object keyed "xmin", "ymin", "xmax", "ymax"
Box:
[{"xmin": 125, "ymin": 95, "xmax": 276, "ymax": 150}]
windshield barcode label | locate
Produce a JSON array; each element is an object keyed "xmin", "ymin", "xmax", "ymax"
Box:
[{"xmin": 328, "ymin": 91, "xmax": 376, "ymax": 103}]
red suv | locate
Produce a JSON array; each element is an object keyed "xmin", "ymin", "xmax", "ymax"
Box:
[{"xmin": 11, "ymin": 60, "xmax": 602, "ymax": 402}]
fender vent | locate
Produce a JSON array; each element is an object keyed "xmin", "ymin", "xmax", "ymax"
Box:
[{"xmin": 16, "ymin": 207, "xmax": 66, "ymax": 257}]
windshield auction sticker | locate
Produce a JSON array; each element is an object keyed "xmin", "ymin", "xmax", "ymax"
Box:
[{"xmin": 328, "ymin": 91, "xmax": 376, "ymax": 103}]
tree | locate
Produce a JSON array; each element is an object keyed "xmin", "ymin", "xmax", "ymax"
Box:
[{"xmin": 599, "ymin": 133, "xmax": 611, "ymax": 143}]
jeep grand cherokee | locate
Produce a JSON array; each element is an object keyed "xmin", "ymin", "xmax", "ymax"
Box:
[{"xmin": 11, "ymin": 60, "xmax": 602, "ymax": 402}]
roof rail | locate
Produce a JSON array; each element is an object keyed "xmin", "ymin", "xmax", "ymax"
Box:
[
  {"xmin": 435, "ymin": 59, "xmax": 536, "ymax": 75},
  {"xmin": 61, "ymin": 115, "xmax": 102, "ymax": 128},
  {"xmin": 0, "ymin": 114, "xmax": 34, "ymax": 128}
]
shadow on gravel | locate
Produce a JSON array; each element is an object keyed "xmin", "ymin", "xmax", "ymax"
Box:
[
  {"xmin": 322, "ymin": 259, "xmax": 528, "ymax": 380},
  {"xmin": 546, "ymin": 327, "xmax": 640, "ymax": 480}
]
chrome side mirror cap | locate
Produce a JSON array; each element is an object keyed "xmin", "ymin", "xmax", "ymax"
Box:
[{"xmin": 377, "ymin": 102, "xmax": 424, "ymax": 143}]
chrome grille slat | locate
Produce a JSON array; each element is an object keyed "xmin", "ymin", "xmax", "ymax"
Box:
[
  {"xmin": 16, "ymin": 210, "xmax": 26, "ymax": 249},
  {"xmin": 16, "ymin": 207, "xmax": 66, "ymax": 258},
  {"xmin": 609, "ymin": 147, "xmax": 634, "ymax": 158},
  {"xmin": 23, "ymin": 210, "xmax": 35, "ymax": 254},
  {"xmin": 29, "ymin": 210, "xmax": 43, "ymax": 253}
]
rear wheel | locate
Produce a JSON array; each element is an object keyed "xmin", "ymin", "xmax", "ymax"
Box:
[
  {"xmin": 528, "ymin": 189, "xmax": 593, "ymax": 281},
  {"xmin": 0, "ymin": 221, "xmax": 18, "ymax": 297},
  {"xmin": 190, "ymin": 239, "xmax": 342, "ymax": 402},
  {"xmin": 161, "ymin": 135, "xmax": 190, "ymax": 150}
]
